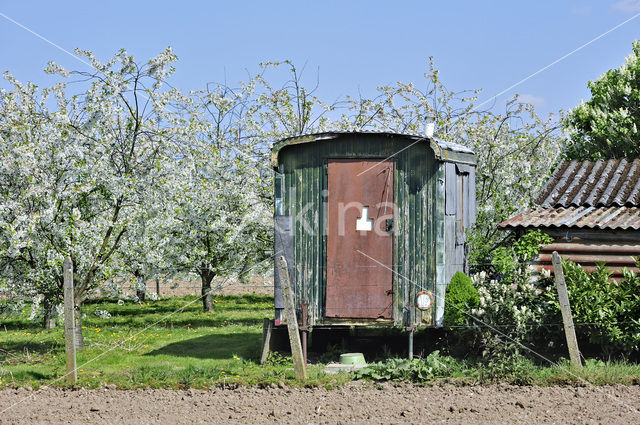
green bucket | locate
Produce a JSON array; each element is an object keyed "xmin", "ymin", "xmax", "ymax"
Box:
[{"xmin": 339, "ymin": 353, "xmax": 366, "ymax": 365}]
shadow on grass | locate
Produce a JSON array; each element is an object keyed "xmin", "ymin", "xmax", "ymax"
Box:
[
  {"xmin": 0, "ymin": 341, "xmax": 61, "ymax": 360},
  {"xmin": 146, "ymin": 332, "xmax": 262, "ymax": 360},
  {"xmin": 0, "ymin": 318, "xmax": 50, "ymax": 332},
  {"xmin": 7, "ymin": 370, "xmax": 54, "ymax": 380}
]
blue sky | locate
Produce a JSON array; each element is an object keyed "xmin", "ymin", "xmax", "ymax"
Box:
[{"xmin": 1, "ymin": 1, "xmax": 639, "ymax": 118}]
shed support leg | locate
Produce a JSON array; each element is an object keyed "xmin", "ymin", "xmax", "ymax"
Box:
[
  {"xmin": 302, "ymin": 329, "xmax": 308, "ymax": 365},
  {"xmin": 301, "ymin": 303, "xmax": 308, "ymax": 365},
  {"xmin": 408, "ymin": 329, "xmax": 414, "ymax": 360}
]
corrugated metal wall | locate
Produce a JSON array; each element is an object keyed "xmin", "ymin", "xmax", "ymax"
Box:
[
  {"xmin": 533, "ymin": 230, "xmax": 640, "ymax": 280},
  {"xmin": 442, "ymin": 163, "xmax": 476, "ymax": 324},
  {"xmin": 277, "ymin": 134, "xmax": 440, "ymax": 327},
  {"xmin": 275, "ymin": 133, "xmax": 476, "ymax": 328}
]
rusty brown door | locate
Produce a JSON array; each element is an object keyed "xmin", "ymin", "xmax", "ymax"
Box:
[{"xmin": 326, "ymin": 159, "xmax": 394, "ymax": 319}]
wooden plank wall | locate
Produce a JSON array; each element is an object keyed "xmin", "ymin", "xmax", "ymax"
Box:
[{"xmin": 444, "ymin": 163, "xmax": 476, "ymax": 288}]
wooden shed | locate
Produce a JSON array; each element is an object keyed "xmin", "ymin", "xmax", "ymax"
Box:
[
  {"xmin": 500, "ymin": 158, "xmax": 640, "ymax": 278},
  {"xmin": 271, "ymin": 131, "xmax": 476, "ymax": 332}
]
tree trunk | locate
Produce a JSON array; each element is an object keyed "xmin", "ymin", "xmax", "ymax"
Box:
[
  {"xmin": 43, "ymin": 302, "xmax": 57, "ymax": 329},
  {"xmin": 201, "ymin": 272, "xmax": 215, "ymax": 312},
  {"xmin": 133, "ymin": 271, "xmax": 146, "ymax": 302},
  {"xmin": 136, "ymin": 278, "xmax": 146, "ymax": 302},
  {"xmin": 74, "ymin": 299, "xmax": 84, "ymax": 349}
]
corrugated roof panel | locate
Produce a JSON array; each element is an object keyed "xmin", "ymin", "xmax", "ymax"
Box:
[
  {"xmin": 613, "ymin": 160, "xmax": 638, "ymax": 205},
  {"xmin": 627, "ymin": 176, "xmax": 640, "ymax": 205},
  {"xmin": 499, "ymin": 206, "xmax": 640, "ymax": 230},
  {"xmin": 535, "ymin": 159, "xmax": 640, "ymax": 208},
  {"xmin": 581, "ymin": 160, "xmax": 607, "ymax": 207},
  {"xmin": 536, "ymin": 161, "xmax": 571, "ymax": 207},
  {"xmin": 599, "ymin": 159, "xmax": 626, "ymax": 206},
  {"xmin": 558, "ymin": 161, "xmax": 591, "ymax": 207}
]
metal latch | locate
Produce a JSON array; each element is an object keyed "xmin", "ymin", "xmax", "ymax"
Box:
[{"xmin": 385, "ymin": 218, "xmax": 394, "ymax": 232}]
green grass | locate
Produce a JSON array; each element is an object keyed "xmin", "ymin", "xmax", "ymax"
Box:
[
  {"xmin": 2, "ymin": 295, "xmax": 640, "ymax": 389},
  {"xmin": 527, "ymin": 358, "xmax": 640, "ymax": 386},
  {"xmin": 350, "ymin": 352, "xmax": 640, "ymax": 387},
  {"xmin": 0, "ymin": 295, "xmax": 348, "ymax": 389}
]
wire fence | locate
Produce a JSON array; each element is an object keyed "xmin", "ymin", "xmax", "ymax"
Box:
[
  {"xmin": 439, "ymin": 321, "xmax": 637, "ymax": 330},
  {"xmin": 1, "ymin": 253, "xmax": 635, "ymax": 346}
]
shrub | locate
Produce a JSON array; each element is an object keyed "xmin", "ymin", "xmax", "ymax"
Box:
[
  {"xmin": 353, "ymin": 350, "xmax": 460, "ymax": 382},
  {"xmin": 443, "ymin": 271, "xmax": 479, "ymax": 327},
  {"xmin": 472, "ymin": 273, "xmax": 554, "ymax": 342},
  {"xmin": 491, "ymin": 229, "xmax": 553, "ymax": 283},
  {"xmin": 464, "ymin": 229, "xmax": 557, "ymax": 360},
  {"xmin": 562, "ymin": 260, "xmax": 640, "ymax": 356},
  {"xmin": 465, "ymin": 229, "xmax": 640, "ymax": 360}
]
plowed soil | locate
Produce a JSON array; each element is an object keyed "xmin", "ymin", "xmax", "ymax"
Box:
[{"xmin": 1, "ymin": 382, "xmax": 639, "ymax": 424}]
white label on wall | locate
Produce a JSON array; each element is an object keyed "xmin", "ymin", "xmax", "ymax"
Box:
[
  {"xmin": 356, "ymin": 206, "xmax": 373, "ymax": 231},
  {"xmin": 417, "ymin": 292, "xmax": 433, "ymax": 310}
]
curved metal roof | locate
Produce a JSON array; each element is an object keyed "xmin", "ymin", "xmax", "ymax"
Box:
[{"xmin": 270, "ymin": 131, "xmax": 475, "ymax": 167}]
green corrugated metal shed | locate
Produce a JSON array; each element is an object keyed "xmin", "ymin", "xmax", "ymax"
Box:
[{"xmin": 272, "ymin": 131, "xmax": 476, "ymax": 329}]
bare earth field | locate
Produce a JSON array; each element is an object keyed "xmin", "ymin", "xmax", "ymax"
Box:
[
  {"xmin": 1, "ymin": 382, "xmax": 639, "ymax": 424},
  {"xmin": 115, "ymin": 276, "xmax": 274, "ymax": 298}
]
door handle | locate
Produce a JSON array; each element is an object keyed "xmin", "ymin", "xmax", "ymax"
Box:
[{"xmin": 385, "ymin": 219, "xmax": 394, "ymax": 232}]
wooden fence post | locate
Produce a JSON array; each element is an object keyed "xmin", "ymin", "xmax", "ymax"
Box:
[
  {"xmin": 63, "ymin": 256, "xmax": 77, "ymax": 384},
  {"xmin": 552, "ymin": 251, "xmax": 582, "ymax": 368},
  {"xmin": 276, "ymin": 256, "xmax": 307, "ymax": 381},
  {"xmin": 260, "ymin": 318, "xmax": 273, "ymax": 365}
]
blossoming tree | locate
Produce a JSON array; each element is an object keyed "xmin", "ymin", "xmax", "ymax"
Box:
[
  {"xmin": 0, "ymin": 48, "xmax": 205, "ymax": 345},
  {"xmin": 160, "ymin": 80, "xmax": 272, "ymax": 312},
  {"xmin": 0, "ymin": 52, "xmax": 564, "ymax": 332}
]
